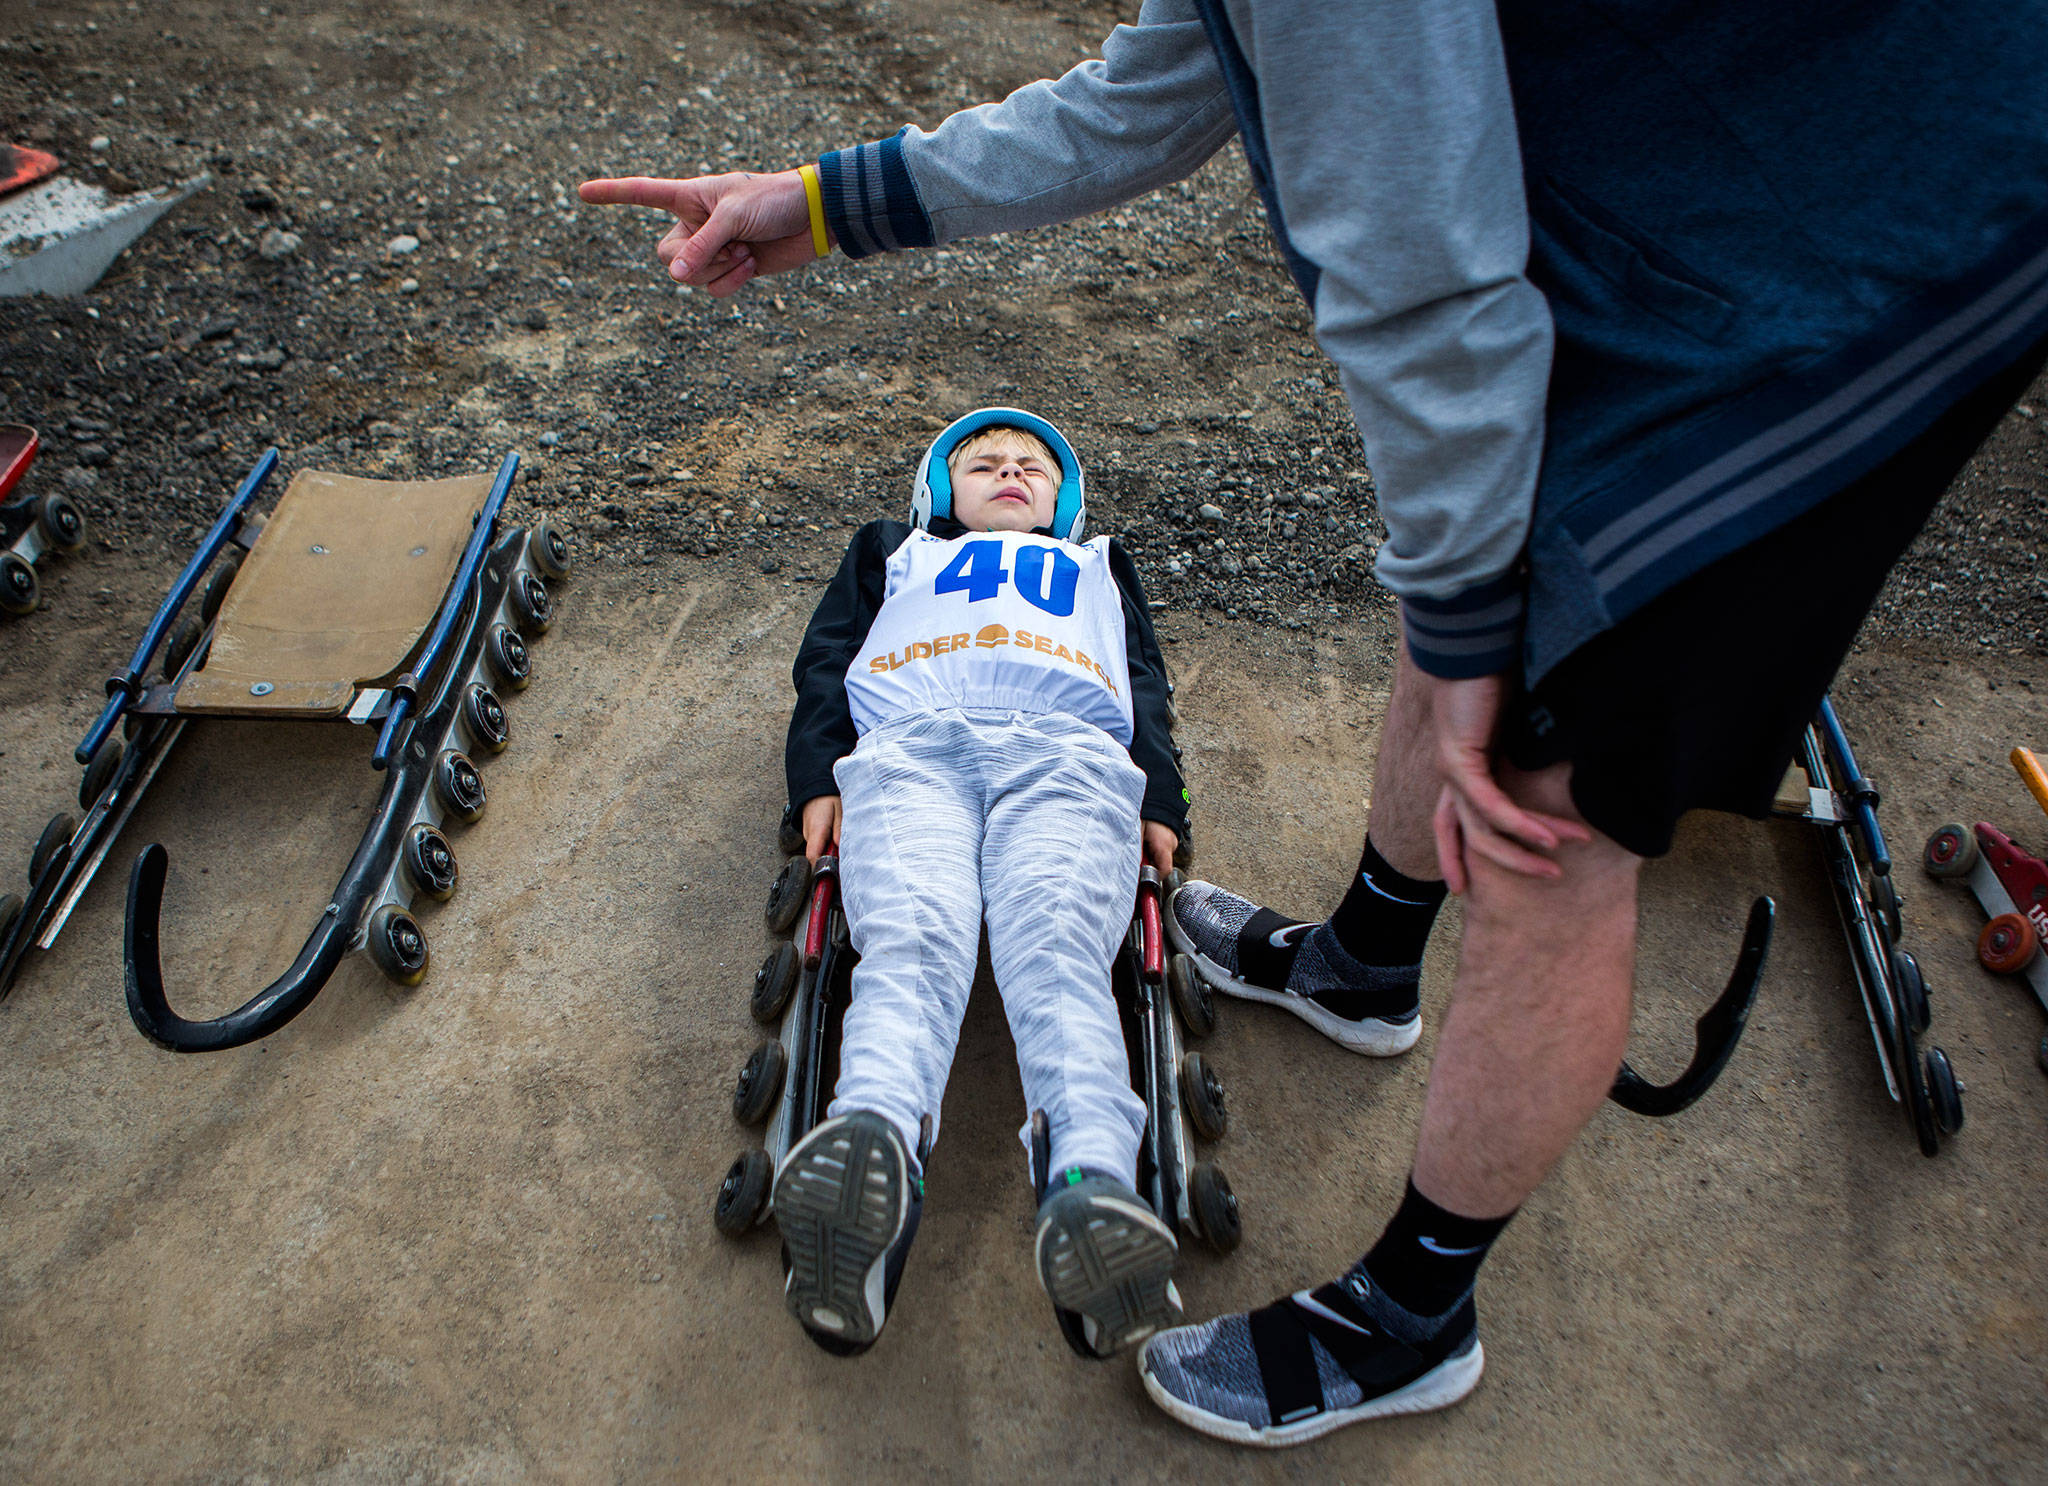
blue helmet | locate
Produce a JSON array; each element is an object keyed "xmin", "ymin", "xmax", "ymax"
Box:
[{"xmin": 910, "ymin": 407, "xmax": 1087, "ymax": 541}]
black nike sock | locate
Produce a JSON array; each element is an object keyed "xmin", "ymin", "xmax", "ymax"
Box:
[
  {"xmin": 1357, "ymin": 1177, "xmax": 1516, "ymax": 1318},
  {"xmin": 1327, "ymin": 838, "xmax": 1447, "ymax": 968}
]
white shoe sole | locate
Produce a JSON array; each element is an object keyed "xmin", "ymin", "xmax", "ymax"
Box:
[
  {"xmin": 773, "ymin": 1114, "xmax": 908, "ymax": 1347},
  {"xmin": 1164, "ymin": 887, "xmax": 1422, "ymax": 1057},
  {"xmin": 1035, "ymin": 1189, "xmax": 1181, "ymax": 1356},
  {"xmin": 1139, "ymin": 1337, "xmax": 1484, "ymax": 1448}
]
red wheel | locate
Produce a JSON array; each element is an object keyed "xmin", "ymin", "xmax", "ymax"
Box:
[
  {"xmin": 1923, "ymin": 823, "xmax": 1978, "ymax": 880},
  {"xmin": 1977, "ymin": 913, "xmax": 2040, "ymax": 976}
]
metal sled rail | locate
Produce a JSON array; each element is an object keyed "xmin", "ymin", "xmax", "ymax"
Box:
[{"xmin": 1610, "ymin": 896, "xmax": 1774, "ymax": 1117}]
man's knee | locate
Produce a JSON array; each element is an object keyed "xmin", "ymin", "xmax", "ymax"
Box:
[{"xmin": 1491, "ymin": 760, "xmax": 1641, "ymax": 885}]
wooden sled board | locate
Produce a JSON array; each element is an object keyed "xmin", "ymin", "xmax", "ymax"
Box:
[{"xmin": 175, "ymin": 468, "xmax": 491, "ymax": 718}]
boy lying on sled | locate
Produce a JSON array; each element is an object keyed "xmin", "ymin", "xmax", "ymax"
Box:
[{"xmin": 775, "ymin": 407, "xmax": 1191, "ymax": 1356}]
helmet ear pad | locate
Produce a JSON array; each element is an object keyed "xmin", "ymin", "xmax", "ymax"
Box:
[{"xmin": 909, "ymin": 407, "xmax": 1086, "ymax": 539}]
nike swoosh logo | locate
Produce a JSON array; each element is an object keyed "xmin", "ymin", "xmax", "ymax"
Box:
[
  {"xmin": 1417, "ymin": 1236, "xmax": 1487, "ymax": 1257},
  {"xmin": 1268, "ymin": 923, "xmax": 1310, "ymax": 949},
  {"xmin": 1291, "ymin": 1291, "xmax": 1372, "ymax": 1336}
]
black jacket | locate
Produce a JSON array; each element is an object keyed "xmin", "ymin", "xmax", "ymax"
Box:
[{"xmin": 784, "ymin": 516, "xmax": 1190, "ymax": 843}]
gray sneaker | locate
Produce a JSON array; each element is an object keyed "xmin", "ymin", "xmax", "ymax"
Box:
[
  {"xmin": 1167, "ymin": 879, "xmax": 1422, "ymax": 1055},
  {"xmin": 1035, "ymin": 1168, "xmax": 1183, "ymax": 1357},
  {"xmin": 774, "ymin": 1111, "xmax": 922, "ymax": 1355}
]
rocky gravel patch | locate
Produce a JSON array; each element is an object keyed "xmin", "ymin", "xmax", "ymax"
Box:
[{"xmin": 1, "ymin": 0, "xmax": 2041, "ymax": 659}]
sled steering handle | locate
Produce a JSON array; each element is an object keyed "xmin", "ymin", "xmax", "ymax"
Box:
[
  {"xmin": 1137, "ymin": 866, "xmax": 1164, "ymax": 983},
  {"xmin": 77, "ymin": 448, "xmax": 279, "ymax": 765}
]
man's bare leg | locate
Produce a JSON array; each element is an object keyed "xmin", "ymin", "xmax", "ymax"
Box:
[
  {"xmin": 1359, "ymin": 646, "xmax": 1442, "ymax": 880},
  {"xmin": 1411, "ymin": 761, "xmax": 1640, "ymax": 1216}
]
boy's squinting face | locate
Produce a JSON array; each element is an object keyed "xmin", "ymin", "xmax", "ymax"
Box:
[{"xmin": 949, "ymin": 440, "xmax": 1059, "ymax": 532}]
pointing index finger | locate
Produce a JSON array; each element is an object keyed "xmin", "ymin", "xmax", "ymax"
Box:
[{"xmin": 577, "ymin": 176, "xmax": 689, "ymax": 212}]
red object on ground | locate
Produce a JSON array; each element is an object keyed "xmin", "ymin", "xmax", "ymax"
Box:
[
  {"xmin": 1, "ymin": 144, "xmax": 60, "ymax": 199},
  {"xmin": 1978, "ymin": 822, "xmax": 2048, "ymax": 948},
  {"xmin": 0, "ymin": 424, "xmax": 38, "ymax": 503},
  {"xmin": 1978, "ymin": 913, "xmax": 2040, "ymax": 975}
]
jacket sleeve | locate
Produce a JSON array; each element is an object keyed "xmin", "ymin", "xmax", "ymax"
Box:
[
  {"xmin": 817, "ymin": 0, "xmax": 1236, "ymax": 257},
  {"xmin": 1108, "ymin": 540, "xmax": 1191, "ymax": 843},
  {"xmin": 786, "ymin": 522, "xmax": 902, "ymax": 811}
]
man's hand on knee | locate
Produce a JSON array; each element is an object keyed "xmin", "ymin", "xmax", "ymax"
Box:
[
  {"xmin": 578, "ymin": 169, "xmax": 818, "ymax": 295},
  {"xmin": 1419, "ymin": 671, "xmax": 1591, "ymax": 893}
]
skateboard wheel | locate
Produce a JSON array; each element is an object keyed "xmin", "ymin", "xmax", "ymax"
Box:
[
  {"xmin": 776, "ymin": 807, "xmax": 806, "ymax": 858},
  {"xmin": 432, "ymin": 750, "xmax": 487, "ymax": 824},
  {"xmin": 79, "ymin": 735, "xmax": 123, "ymax": 810},
  {"xmin": 764, "ymin": 856, "xmax": 811, "ymax": 935},
  {"xmin": 1977, "ymin": 914, "xmax": 2039, "ymax": 976},
  {"xmin": 510, "ymin": 571, "xmax": 552, "ymax": 636},
  {"xmin": 199, "ymin": 552, "xmax": 241, "ymax": 622},
  {"xmin": 462, "ymin": 683, "xmax": 509, "ymax": 754},
  {"xmin": 1924, "ymin": 823, "xmax": 1978, "ymax": 880},
  {"xmin": 29, "ymin": 812, "xmax": 75, "ymax": 887},
  {"xmin": 714, "ymin": 1148, "xmax": 773, "ymax": 1237},
  {"xmin": 1179, "ymin": 1050, "xmax": 1229, "ymax": 1141},
  {"xmin": 1891, "ymin": 947, "xmax": 1930, "ymax": 1033},
  {"xmin": 1871, "ymin": 873, "xmax": 1903, "ymax": 941},
  {"xmin": 527, "ymin": 519, "xmax": 572, "ymax": 581},
  {"xmin": 366, "ymin": 903, "xmax": 430, "ymax": 986},
  {"xmin": 162, "ymin": 614, "xmax": 204, "ymax": 679},
  {"xmin": 1925, "ymin": 1047, "xmax": 1964, "ymax": 1136},
  {"xmin": 732, "ymin": 1040, "xmax": 786, "ymax": 1125},
  {"xmin": 751, "ymin": 941, "xmax": 800, "ymax": 1024},
  {"xmin": 0, "ymin": 551, "xmax": 39, "ymax": 617},
  {"xmin": 403, "ymin": 823, "xmax": 459, "ymax": 902},
  {"xmin": 1189, "ymin": 1161, "xmax": 1241, "ymax": 1254},
  {"xmin": 35, "ymin": 490, "xmax": 87, "ymax": 555},
  {"xmin": 484, "ymin": 623, "xmax": 531, "ymax": 692},
  {"xmin": 1168, "ymin": 951, "xmax": 1215, "ymax": 1038}
]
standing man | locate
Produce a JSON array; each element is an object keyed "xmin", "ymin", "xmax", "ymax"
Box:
[{"xmin": 586, "ymin": 0, "xmax": 2048, "ymax": 1447}]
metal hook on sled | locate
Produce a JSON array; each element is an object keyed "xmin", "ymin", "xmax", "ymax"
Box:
[{"xmin": 1608, "ymin": 896, "xmax": 1774, "ymax": 1117}]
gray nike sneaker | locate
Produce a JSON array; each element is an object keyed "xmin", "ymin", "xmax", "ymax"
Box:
[
  {"xmin": 1035, "ymin": 1167, "xmax": 1183, "ymax": 1357},
  {"xmin": 1167, "ymin": 879, "xmax": 1422, "ymax": 1055}
]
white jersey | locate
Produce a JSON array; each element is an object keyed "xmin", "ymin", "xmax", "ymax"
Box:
[{"xmin": 846, "ymin": 529, "xmax": 1135, "ymax": 744}]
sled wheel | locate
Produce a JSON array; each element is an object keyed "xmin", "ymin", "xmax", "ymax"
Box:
[
  {"xmin": 764, "ymin": 856, "xmax": 811, "ymax": 935},
  {"xmin": 714, "ymin": 1149, "xmax": 773, "ymax": 1236},
  {"xmin": 1172, "ymin": 836, "xmax": 1194, "ymax": 871},
  {"xmin": 1871, "ymin": 874, "xmax": 1903, "ymax": 942},
  {"xmin": 79, "ymin": 735, "xmax": 123, "ymax": 810},
  {"xmin": 36, "ymin": 490, "xmax": 87, "ymax": 555},
  {"xmin": 0, "ymin": 892, "xmax": 21, "ymax": 947},
  {"xmin": 1179, "ymin": 1051, "xmax": 1229, "ymax": 1141},
  {"xmin": 366, "ymin": 904, "xmax": 430, "ymax": 986},
  {"xmin": 1168, "ymin": 952, "xmax": 1214, "ymax": 1038},
  {"xmin": 1977, "ymin": 913, "xmax": 2039, "ymax": 976},
  {"xmin": 1189, "ymin": 1162, "xmax": 1241, "ymax": 1254},
  {"xmin": 732, "ymin": 1040, "xmax": 787, "ymax": 1125},
  {"xmin": 1891, "ymin": 947, "xmax": 1930, "ymax": 1034},
  {"xmin": 463, "ymin": 684, "xmax": 509, "ymax": 754},
  {"xmin": 511, "ymin": 571, "xmax": 553, "ymax": 636},
  {"xmin": 404, "ymin": 823, "xmax": 460, "ymax": 902},
  {"xmin": 162, "ymin": 614, "xmax": 204, "ymax": 679},
  {"xmin": 29, "ymin": 812, "xmax": 75, "ymax": 887},
  {"xmin": 777, "ymin": 808, "xmax": 806, "ymax": 858},
  {"xmin": 484, "ymin": 623, "xmax": 531, "ymax": 692},
  {"xmin": 432, "ymin": 750, "xmax": 487, "ymax": 824},
  {"xmin": 527, "ymin": 519, "xmax": 573, "ymax": 581},
  {"xmin": 751, "ymin": 941, "xmax": 801, "ymax": 1024},
  {"xmin": 1923, "ymin": 823, "xmax": 1978, "ymax": 880},
  {"xmin": 0, "ymin": 551, "xmax": 39, "ymax": 617},
  {"xmin": 199, "ymin": 552, "xmax": 241, "ymax": 621},
  {"xmin": 1925, "ymin": 1047, "xmax": 1964, "ymax": 1136}
]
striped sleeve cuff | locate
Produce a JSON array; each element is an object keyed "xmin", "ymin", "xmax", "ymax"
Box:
[
  {"xmin": 1400, "ymin": 572, "xmax": 1526, "ymax": 680},
  {"xmin": 816, "ymin": 131, "xmax": 934, "ymax": 260}
]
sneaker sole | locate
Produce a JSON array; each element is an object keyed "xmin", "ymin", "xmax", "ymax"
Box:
[
  {"xmin": 1163, "ymin": 891, "xmax": 1422, "ymax": 1057},
  {"xmin": 774, "ymin": 1115, "xmax": 908, "ymax": 1348},
  {"xmin": 1139, "ymin": 1336, "xmax": 1484, "ymax": 1448},
  {"xmin": 1035, "ymin": 1192, "xmax": 1180, "ymax": 1356}
]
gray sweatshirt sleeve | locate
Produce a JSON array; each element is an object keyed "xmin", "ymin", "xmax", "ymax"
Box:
[
  {"xmin": 817, "ymin": 0, "xmax": 1236, "ymax": 255},
  {"xmin": 818, "ymin": 0, "xmax": 1554, "ymax": 679}
]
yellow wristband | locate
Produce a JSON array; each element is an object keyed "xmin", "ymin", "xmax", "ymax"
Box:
[{"xmin": 798, "ymin": 163, "xmax": 829, "ymax": 261}]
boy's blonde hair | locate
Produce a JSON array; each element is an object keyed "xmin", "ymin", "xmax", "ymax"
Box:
[{"xmin": 947, "ymin": 426, "xmax": 1062, "ymax": 482}]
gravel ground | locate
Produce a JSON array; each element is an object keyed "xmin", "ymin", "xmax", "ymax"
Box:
[{"xmin": 7, "ymin": 0, "xmax": 2039, "ymax": 656}]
